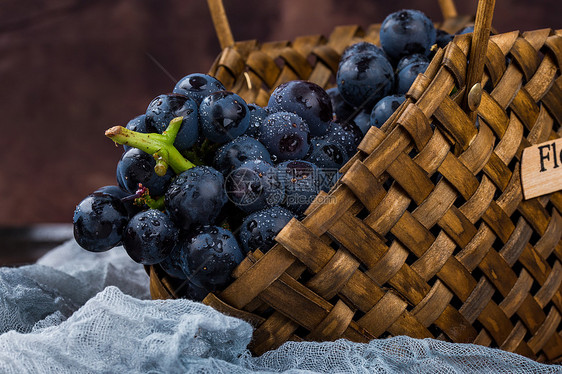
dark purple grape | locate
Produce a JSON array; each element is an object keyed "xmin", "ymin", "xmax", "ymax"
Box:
[
  {"xmin": 370, "ymin": 95, "xmax": 406, "ymax": 128},
  {"xmin": 145, "ymin": 94, "xmax": 199, "ymax": 151},
  {"xmin": 199, "ymin": 91, "xmax": 250, "ymax": 143},
  {"xmin": 164, "ymin": 166, "xmax": 227, "ymax": 230},
  {"xmin": 159, "ymin": 230, "xmax": 215, "ymax": 282},
  {"xmin": 173, "ymin": 101, "xmax": 200, "ymax": 151},
  {"xmin": 396, "ymin": 53, "xmax": 429, "ymax": 73},
  {"xmin": 268, "ymin": 80, "xmax": 333, "ymax": 137},
  {"xmin": 239, "ymin": 206, "xmax": 294, "ymax": 254},
  {"xmin": 456, "ymin": 25, "xmax": 474, "ymax": 35},
  {"xmin": 395, "ymin": 61, "xmax": 429, "ymax": 94},
  {"xmin": 336, "ymin": 51, "xmax": 394, "ymax": 110},
  {"xmin": 436, "ymin": 29, "xmax": 454, "ymax": 48},
  {"xmin": 173, "ymin": 73, "xmax": 225, "ymax": 105},
  {"xmin": 158, "ymin": 243, "xmax": 187, "ymax": 279},
  {"xmin": 277, "ymin": 160, "xmax": 328, "ymax": 215},
  {"xmin": 456, "ymin": 26, "xmax": 494, "ymax": 37},
  {"xmin": 182, "ymin": 279, "xmax": 211, "ymax": 302},
  {"xmin": 73, "ymin": 193, "xmax": 129, "ymax": 252},
  {"xmin": 213, "ymin": 135, "xmax": 272, "ymax": 175},
  {"xmin": 123, "ymin": 209, "xmax": 178, "ymax": 265},
  {"xmin": 93, "ymin": 185, "xmax": 142, "ymax": 218},
  {"xmin": 178, "ymin": 225, "xmax": 244, "ymax": 292},
  {"xmin": 245, "ymin": 103, "xmax": 268, "ymax": 138},
  {"xmin": 306, "ymin": 138, "xmax": 349, "ymax": 170},
  {"xmin": 325, "ymin": 121, "xmax": 363, "ymax": 156},
  {"xmin": 344, "ymin": 109, "xmax": 371, "ymax": 136},
  {"xmin": 225, "ymin": 159, "xmax": 284, "ymax": 213},
  {"xmin": 258, "ymin": 112, "xmax": 310, "ymax": 162},
  {"xmin": 326, "ymin": 87, "xmax": 355, "ymax": 123},
  {"xmin": 94, "ymin": 185, "xmax": 128, "ymax": 198},
  {"xmin": 124, "ymin": 115, "xmax": 149, "ymax": 152},
  {"xmin": 116, "ymin": 148, "xmax": 175, "ymax": 197},
  {"xmin": 380, "ymin": 9, "xmax": 436, "ymax": 61},
  {"xmin": 341, "ymin": 42, "xmax": 386, "ymax": 62}
]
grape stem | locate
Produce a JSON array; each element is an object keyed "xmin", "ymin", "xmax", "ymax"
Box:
[
  {"xmin": 122, "ymin": 184, "xmax": 165, "ymax": 210},
  {"xmin": 105, "ymin": 116, "xmax": 196, "ymax": 174},
  {"xmin": 136, "ymin": 186, "xmax": 165, "ymax": 210}
]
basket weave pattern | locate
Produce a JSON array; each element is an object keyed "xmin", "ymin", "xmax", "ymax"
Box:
[{"xmin": 151, "ymin": 25, "xmax": 562, "ymax": 361}]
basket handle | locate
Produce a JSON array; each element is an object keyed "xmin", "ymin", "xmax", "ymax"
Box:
[
  {"xmin": 207, "ymin": 0, "xmax": 464, "ymax": 49},
  {"xmin": 207, "ymin": 0, "xmax": 235, "ymax": 49},
  {"xmin": 438, "ymin": 0, "xmax": 458, "ymax": 19},
  {"xmin": 464, "ymin": 0, "xmax": 496, "ymax": 114}
]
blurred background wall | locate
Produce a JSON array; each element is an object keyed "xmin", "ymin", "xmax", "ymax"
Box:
[{"xmin": 0, "ymin": 0, "xmax": 560, "ymax": 226}]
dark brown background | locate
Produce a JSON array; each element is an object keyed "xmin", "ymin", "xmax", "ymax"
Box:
[{"xmin": 0, "ymin": 0, "xmax": 560, "ymax": 226}]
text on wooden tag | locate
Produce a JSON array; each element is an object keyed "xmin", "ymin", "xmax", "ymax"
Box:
[{"xmin": 521, "ymin": 138, "xmax": 562, "ymax": 200}]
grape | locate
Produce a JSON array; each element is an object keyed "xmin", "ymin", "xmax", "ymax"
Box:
[
  {"xmin": 245, "ymin": 103, "xmax": 268, "ymax": 138},
  {"xmin": 213, "ymin": 135, "xmax": 272, "ymax": 175},
  {"xmin": 258, "ymin": 112, "xmax": 310, "ymax": 162},
  {"xmin": 436, "ymin": 29, "xmax": 454, "ymax": 48},
  {"xmin": 380, "ymin": 9, "xmax": 436, "ymax": 61},
  {"xmin": 173, "ymin": 73, "xmax": 225, "ymax": 105},
  {"xmin": 326, "ymin": 87, "xmax": 355, "ymax": 123},
  {"xmin": 225, "ymin": 159, "xmax": 284, "ymax": 213},
  {"xmin": 306, "ymin": 138, "xmax": 349, "ymax": 170},
  {"xmin": 239, "ymin": 206, "xmax": 294, "ymax": 254},
  {"xmin": 159, "ymin": 236, "xmax": 213, "ymax": 301},
  {"xmin": 164, "ymin": 166, "xmax": 227, "ymax": 230},
  {"xmin": 336, "ymin": 51, "xmax": 394, "ymax": 110},
  {"xmin": 123, "ymin": 209, "xmax": 178, "ymax": 265},
  {"xmin": 159, "ymin": 242, "xmax": 187, "ymax": 279},
  {"xmin": 199, "ymin": 91, "xmax": 250, "ymax": 143},
  {"xmin": 370, "ymin": 95, "xmax": 406, "ymax": 128},
  {"xmin": 395, "ymin": 61, "xmax": 429, "ymax": 94},
  {"xmin": 73, "ymin": 193, "xmax": 129, "ymax": 252},
  {"xmin": 456, "ymin": 26, "xmax": 494, "ymax": 37},
  {"xmin": 277, "ymin": 160, "xmax": 328, "ymax": 215},
  {"xmin": 123, "ymin": 115, "xmax": 149, "ymax": 152},
  {"xmin": 173, "ymin": 102, "xmax": 200, "ymax": 151},
  {"xmin": 341, "ymin": 42, "xmax": 386, "ymax": 62},
  {"xmin": 395, "ymin": 53, "xmax": 429, "ymax": 73},
  {"xmin": 267, "ymin": 80, "xmax": 333, "ymax": 137},
  {"xmin": 116, "ymin": 148, "xmax": 175, "ymax": 197},
  {"xmin": 344, "ymin": 109, "xmax": 371, "ymax": 136},
  {"xmin": 182, "ymin": 278, "xmax": 211, "ymax": 302},
  {"xmin": 94, "ymin": 185, "xmax": 128, "ymax": 198},
  {"xmin": 178, "ymin": 225, "xmax": 244, "ymax": 292},
  {"xmin": 325, "ymin": 121, "xmax": 363, "ymax": 157},
  {"xmin": 145, "ymin": 93, "xmax": 199, "ymax": 151},
  {"xmin": 456, "ymin": 25, "xmax": 474, "ymax": 35},
  {"xmin": 93, "ymin": 185, "xmax": 142, "ymax": 218}
]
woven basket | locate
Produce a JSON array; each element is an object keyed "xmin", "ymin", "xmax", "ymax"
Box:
[{"xmin": 149, "ymin": 0, "xmax": 562, "ymax": 362}]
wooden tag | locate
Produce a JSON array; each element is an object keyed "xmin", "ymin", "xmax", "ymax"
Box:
[{"xmin": 521, "ymin": 138, "xmax": 562, "ymax": 200}]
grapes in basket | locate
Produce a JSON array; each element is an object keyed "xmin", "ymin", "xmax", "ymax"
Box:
[{"xmin": 73, "ymin": 8, "xmax": 448, "ymax": 301}]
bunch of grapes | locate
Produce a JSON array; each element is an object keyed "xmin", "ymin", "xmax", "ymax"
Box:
[{"xmin": 73, "ymin": 9, "xmax": 456, "ymax": 301}]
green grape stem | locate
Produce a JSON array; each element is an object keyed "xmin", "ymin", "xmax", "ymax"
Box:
[
  {"xmin": 146, "ymin": 196, "xmax": 165, "ymax": 210},
  {"xmin": 105, "ymin": 116, "xmax": 196, "ymax": 174},
  {"xmin": 127, "ymin": 185, "xmax": 165, "ymax": 210},
  {"xmin": 139, "ymin": 193, "xmax": 165, "ymax": 211}
]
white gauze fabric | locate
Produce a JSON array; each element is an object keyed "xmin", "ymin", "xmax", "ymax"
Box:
[{"xmin": 0, "ymin": 240, "xmax": 560, "ymax": 373}]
